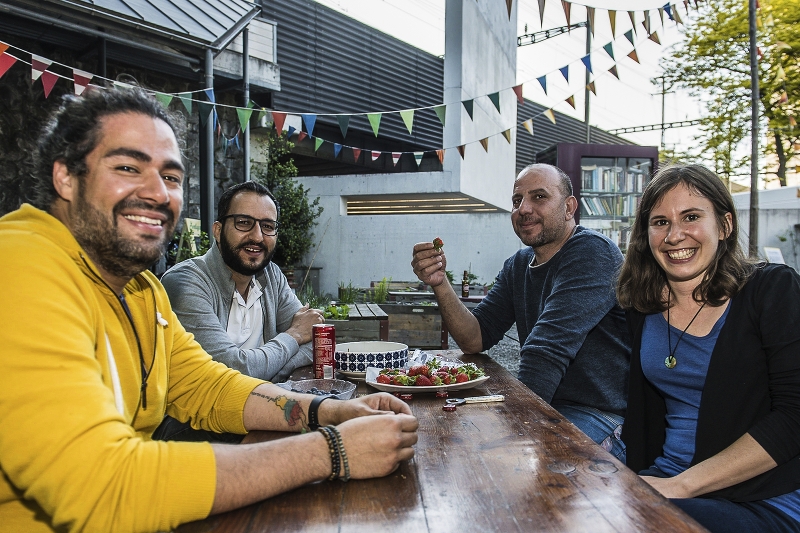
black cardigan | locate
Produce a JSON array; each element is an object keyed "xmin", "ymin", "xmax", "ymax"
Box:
[{"xmin": 622, "ymin": 264, "xmax": 800, "ymax": 502}]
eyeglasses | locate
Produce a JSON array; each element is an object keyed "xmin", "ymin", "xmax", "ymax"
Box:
[{"xmin": 220, "ymin": 214, "xmax": 279, "ymax": 236}]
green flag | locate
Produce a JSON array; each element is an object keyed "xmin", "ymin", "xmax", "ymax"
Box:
[
  {"xmin": 400, "ymin": 109, "xmax": 414, "ymax": 134},
  {"xmin": 367, "ymin": 113, "xmax": 382, "ymax": 137}
]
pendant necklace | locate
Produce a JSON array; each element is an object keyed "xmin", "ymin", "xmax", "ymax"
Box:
[{"xmin": 665, "ymin": 287, "xmax": 707, "ymax": 369}]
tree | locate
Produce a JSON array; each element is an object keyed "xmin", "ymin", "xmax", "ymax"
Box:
[
  {"xmin": 251, "ymin": 128, "xmax": 323, "ymax": 267},
  {"xmin": 659, "ymin": 0, "xmax": 799, "ymax": 185}
]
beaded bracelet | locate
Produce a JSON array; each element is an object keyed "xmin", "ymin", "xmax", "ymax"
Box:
[
  {"xmin": 317, "ymin": 426, "xmax": 340, "ymax": 481},
  {"xmin": 327, "ymin": 425, "xmax": 350, "ymax": 482}
]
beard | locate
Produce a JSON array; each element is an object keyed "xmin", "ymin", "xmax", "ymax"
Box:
[
  {"xmin": 218, "ymin": 229, "xmax": 276, "ymax": 277},
  {"xmin": 71, "ymin": 190, "xmax": 175, "ymax": 280},
  {"xmin": 515, "ymin": 215, "xmax": 568, "ymax": 248}
]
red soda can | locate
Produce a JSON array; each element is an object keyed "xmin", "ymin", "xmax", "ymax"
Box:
[{"xmin": 313, "ymin": 323, "xmax": 336, "ymax": 379}]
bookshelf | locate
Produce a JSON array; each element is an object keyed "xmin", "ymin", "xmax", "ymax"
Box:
[{"xmin": 536, "ymin": 144, "xmax": 658, "ymax": 252}]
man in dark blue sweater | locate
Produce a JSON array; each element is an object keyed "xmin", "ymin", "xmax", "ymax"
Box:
[{"xmin": 412, "ymin": 163, "xmax": 630, "ymax": 460}]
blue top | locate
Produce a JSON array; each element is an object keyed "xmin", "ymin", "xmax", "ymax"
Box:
[
  {"xmin": 642, "ymin": 306, "xmax": 800, "ymax": 521},
  {"xmin": 472, "ymin": 226, "xmax": 630, "ymax": 416}
]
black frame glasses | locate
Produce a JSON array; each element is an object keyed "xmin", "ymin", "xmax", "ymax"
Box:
[{"xmin": 220, "ymin": 214, "xmax": 279, "ymax": 236}]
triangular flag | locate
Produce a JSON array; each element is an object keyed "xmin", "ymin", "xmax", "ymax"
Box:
[
  {"xmin": 297, "ymin": 131, "xmax": 308, "ymax": 142},
  {"xmin": 433, "ymin": 105, "xmax": 446, "ymax": 126},
  {"xmin": 0, "ymin": 53, "xmax": 18, "ymax": 79},
  {"xmin": 522, "ymin": 119, "xmax": 533, "ymax": 135},
  {"xmin": 337, "ymin": 115, "xmax": 350, "ymax": 138},
  {"xmin": 197, "ymin": 101, "xmax": 214, "ymax": 127},
  {"xmin": 391, "ymin": 152, "xmax": 401, "ymax": 166},
  {"xmin": 479, "ymin": 138, "xmax": 489, "ymax": 152},
  {"xmin": 624, "ymin": 29, "xmax": 635, "ymax": 46},
  {"xmin": 506, "ymin": 0, "xmax": 513, "ymax": 20},
  {"xmin": 370, "ymin": 151, "xmax": 381, "ymax": 162},
  {"xmin": 488, "ymin": 92, "xmax": 501, "ymax": 113},
  {"xmin": 462, "ymin": 99, "xmax": 474, "ymax": 120},
  {"xmin": 41, "ymin": 71, "xmax": 58, "ymax": 98},
  {"xmin": 0, "ymin": 44, "xmax": 8, "ymax": 56},
  {"xmin": 789, "ymin": 116, "xmax": 797, "ymax": 127},
  {"xmin": 544, "ymin": 109, "xmax": 556, "ymax": 124},
  {"xmin": 538, "ymin": 0, "xmax": 546, "ymax": 25},
  {"xmin": 236, "ymin": 104, "xmax": 254, "ymax": 131},
  {"xmin": 72, "ymin": 69, "xmax": 92, "ymax": 95},
  {"xmin": 436, "ymin": 149, "xmax": 445, "ymax": 164},
  {"xmin": 587, "ymin": 7, "xmax": 595, "ymax": 36},
  {"xmin": 286, "ymin": 126, "xmax": 296, "ymax": 138},
  {"xmin": 765, "ymin": 13, "xmax": 774, "ymax": 27},
  {"xmin": 314, "ymin": 137, "xmax": 324, "ymax": 152},
  {"xmin": 302, "ymin": 114, "xmax": 317, "ymax": 137},
  {"xmin": 178, "ymin": 92, "xmax": 192, "ymax": 113},
  {"xmin": 352, "ymin": 147, "xmax": 362, "ymax": 162},
  {"xmin": 204, "ymin": 88, "xmax": 216, "ymax": 105},
  {"xmin": 627, "ymin": 49, "xmax": 640, "ymax": 63},
  {"xmin": 658, "ymin": 7, "xmax": 665, "ymax": 26},
  {"xmin": 664, "ymin": 4, "xmax": 673, "ymax": 20},
  {"xmin": 628, "ymin": 11, "xmax": 637, "ymax": 34},
  {"xmin": 367, "ymin": 113, "xmax": 381, "ymax": 136},
  {"xmin": 457, "ymin": 145, "xmax": 465, "ymax": 159},
  {"xmin": 272, "ymin": 111, "xmax": 287, "ymax": 133},
  {"xmin": 649, "ymin": 31, "xmax": 661, "ymax": 45},
  {"xmin": 565, "ymin": 95, "xmax": 576, "ymax": 109},
  {"xmin": 559, "ymin": 65, "xmax": 569, "ymax": 82},
  {"xmin": 502, "ymin": 129, "xmax": 512, "ymax": 143},
  {"xmin": 400, "ymin": 109, "xmax": 415, "ymax": 134},
  {"xmin": 31, "ymin": 55, "xmax": 50, "ymax": 81},
  {"xmin": 562, "ymin": 1, "xmax": 571, "ymax": 26},
  {"xmin": 537, "ymin": 75, "xmax": 547, "ymax": 94},
  {"xmin": 512, "ymin": 84, "xmax": 524, "ymax": 104},
  {"xmin": 414, "ymin": 151, "xmax": 424, "ymax": 167},
  {"xmin": 587, "ymin": 81, "xmax": 596, "ymax": 95},
  {"xmin": 609, "ymin": 65, "xmax": 620, "ymax": 79},
  {"xmin": 778, "ymin": 91, "xmax": 788, "ymax": 105},
  {"xmin": 643, "ymin": 11, "xmax": 651, "ymax": 34},
  {"xmin": 603, "ymin": 43, "xmax": 615, "ymax": 60},
  {"xmin": 334, "ymin": 143, "xmax": 342, "ymax": 158},
  {"xmin": 609, "ymin": 10, "xmax": 617, "ymax": 38},
  {"xmin": 581, "ymin": 55, "xmax": 592, "ymax": 74},
  {"xmin": 775, "ymin": 65, "xmax": 786, "ymax": 82},
  {"xmin": 673, "ymin": 6, "xmax": 683, "ymax": 24},
  {"xmin": 155, "ymin": 92, "xmax": 173, "ymax": 108}
]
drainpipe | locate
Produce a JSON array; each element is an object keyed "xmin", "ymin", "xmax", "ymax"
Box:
[
  {"xmin": 200, "ymin": 48, "xmax": 215, "ymax": 233},
  {"xmin": 243, "ymin": 27, "xmax": 251, "ymax": 181}
]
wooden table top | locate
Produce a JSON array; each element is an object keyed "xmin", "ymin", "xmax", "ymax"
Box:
[{"xmin": 177, "ymin": 351, "xmax": 707, "ymax": 533}]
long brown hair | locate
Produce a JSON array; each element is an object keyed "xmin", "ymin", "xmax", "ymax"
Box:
[{"xmin": 616, "ymin": 164, "xmax": 755, "ymax": 313}]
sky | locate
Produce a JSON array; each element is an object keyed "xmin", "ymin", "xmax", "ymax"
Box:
[{"xmin": 313, "ymin": 0, "xmax": 709, "ymax": 171}]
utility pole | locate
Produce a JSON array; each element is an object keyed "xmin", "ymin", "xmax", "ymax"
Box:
[
  {"xmin": 748, "ymin": 0, "xmax": 760, "ymax": 258},
  {"xmin": 654, "ymin": 76, "xmax": 674, "ymax": 151},
  {"xmin": 584, "ymin": 15, "xmax": 591, "ymax": 143}
]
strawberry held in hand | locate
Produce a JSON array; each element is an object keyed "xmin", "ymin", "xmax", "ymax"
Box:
[{"xmin": 432, "ymin": 237, "xmax": 444, "ymax": 252}]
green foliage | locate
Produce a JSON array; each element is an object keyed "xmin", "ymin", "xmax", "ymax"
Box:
[
  {"xmin": 337, "ymin": 281, "xmax": 360, "ymax": 304},
  {"xmin": 323, "ymin": 304, "xmax": 350, "ymax": 320},
  {"xmin": 445, "ymin": 270, "xmax": 454, "ymax": 284},
  {"xmin": 251, "ymin": 128, "xmax": 323, "ymax": 267},
  {"xmin": 168, "ymin": 229, "xmax": 211, "ymax": 265},
  {"xmin": 658, "ymin": 0, "xmax": 800, "ymax": 185},
  {"xmin": 370, "ymin": 277, "xmax": 391, "ymax": 304},
  {"xmin": 296, "ymin": 284, "xmax": 332, "ymax": 309}
]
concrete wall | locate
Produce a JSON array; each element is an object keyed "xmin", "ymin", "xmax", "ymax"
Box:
[{"xmin": 733, "ymin": 186, "xmax": 800, "ymax": 272}]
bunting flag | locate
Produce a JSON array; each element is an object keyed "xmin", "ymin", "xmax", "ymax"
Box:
[
  {"xmin": 603, "ymin": 42, "xmax": 615, "ymax": 60},
  {"xmin": 436, "ymin": 149, "xmax": 445, "ymax": 164},
  {"xmin": 337, "ymin": 115, "xmax": 350, "ymax": 138},
  {"xmin": 778, "ymin": 91, "xmax": 789, "ymax": 105},
  {"xmin": 457, "ymin": 145, "xmax": 465, "ymax": 159},
  {"xmin": 628, "ymin": 11, "xmax": 637, "ymax": 35},
  {"xmin": 658, "ymin": 7, "xmax": 665, "ymax": 27},
  {"xmin": 684, "ymin": 0, "xmax": 689, "ymax": 14},
  {"xmin": 559, "ymin": 65, "xmax": 569, "ymax": 82},
  {"xmin": 479, "ymin": 138, "xmax": 489, "ymax": 152},
  {"xmin": 203, "ymin": 89, "xmax": 217, "ymax": 129},
  {"xmin": 581, "ymin": 55, "xmax": 592, "ymax": 74},
  {"xmin": 643, "ymin": 11, "xmax": 651, "ymax": 34},
  {"xmin": 371, "ymin": 151, "xmax": 381, "ymax": 162},
  {"xmin": 488, "ymin": 92, "xmax": 501, "ymax": 113},
  {"xmin": 609, "ymin": 65, "xmax": 620, "ymax": 79},
  {"xmin": 178, "ymin": 92, "xmax": 193, "ymax": 113},
  {"xmin": 512, "ymin": 84, "xmax": 524, "ymax": 105},
  {"xmin": 155, "ymin": 92, "xmax": 173, "ymax": 108},
  {"xmin": 649, "ymin": 32, "xmax": 661, "ymax": 45},
  {"xmin": 506, "ymin": 0, "xmax": 513, "ymax": 20},
  {"xmin": 587, "ymin": 81, "xmax": 597, "ymax": 95},
  {"xmin": 587, "ymin": 7, "xmax": 595, "ymax": 36},
  {"xmin": 236, "ymin": 101, "xmax": 255, "ymax": 131},
  {"xmin": 537, "ymin": 75, "xmax": 547, "ymax": 94},
  {"xmin": 565, "ymin": 95, "xmax": 576, "ymax": 109},
  {"xmin": 414, "ymin": 151, "xmax": 424, "ymax": 167},
  {"xmin": 197, "ymin": 101, "xmax": 214, "ymax": 127},
  {"xmin": 302, "ymin": 114, "xmax": 317, "ymax": 137},
  {"xmin": 433, "ymin": 105, "xmax": 446, "ymax": 126},
  {"xmin": 538, "ymin": 0, "xmax": 546, "ymax": 26},
  {"xmin": 400, "ymin": 109, "xmax": 415, "ymax": 134},
  {"xmin": 272, "ymin": 111, "xmax": 287, "ymax": 133},
  {"xmin": 789, "ymin": 116, "xmax": 797, "ymax": 127},
  {"xmin": 352, "ymin": 147, "xmax": 362, "ymax": 162},
  {"xmin": 627, "ymin": 49, "xmax": 640, "ymax": 64},
  {"xmin": 624, "ymin": 29, "xmax": 635, "ymax": 46},
  {"xmin": 502, "ymin": 129, "xmax": 512, "ymax": 143},
  {"xmin": 314, "ymin": 137, "xmax": 324, "ymax": 152},
  {"xmin": 673, "ymin": 7, "xmax": 683, "ymax": 25},
  {"xmin": 0, "ymin": 51, "xmax": 17, "ymax": 79},
  {"xmin": 664, "ymin": 4, "xmax": 673, "ymax": 20},
  {"xmin": 775, "ymin": 65, "xmax": 786, "ymax": 82},
  {"xmin": 0, "ymin": 43, "xmax": 8, "ymax": 56},
  {"xmin": 72, "ymin": 69, "xmax": 92, "ymax": 95},
  {"xmin": 297, "ymin": 131, "xmax": 308, "ymax": 142},
  {"xmin": 31, "ymin": 54, "xmax": 50, "ymax": 81},
  {"xmin": 391, "ymin": 152, "xmax": 401, "ymax": 166},
  {"xmin": 41, "ymin": 70, "xmax": 58, "ymax": 98},
  {"xmin": 367, "ymin": 113, "xmax": 381, "ymax": 136},
  {"xmin": 562, "ymin": 1, "xmax": 571, "ymax": 27},
  {"xmin": 334, "ymin": 143, "xmax": 343, "ymax": 158},
  {"xmin": 286, "ymin": 125, "xmax": 296, "ymax": 138},
  {"xmin": 462, "ymin": 99, "xmax": 474, "ymax": 120},
  {"xmin": 544, "ymin": 109, "xmax": 556, "ymax": 124},
  {"xmin": 609, "ymin": 10, "xmax": 617, "ymax": 38},
  {"xmin": 522, "ymin": 118, "xmax": 533, "ymax": 135}
]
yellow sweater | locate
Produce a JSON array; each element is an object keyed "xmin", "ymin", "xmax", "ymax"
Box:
[{"xmin": 0, "ymin": 205, "xmax": 265, "ymax": 532}]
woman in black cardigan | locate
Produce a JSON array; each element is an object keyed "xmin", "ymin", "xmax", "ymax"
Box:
[{"xmin": 617, "ymin": 164, "xmax": 800, "ymax": 533}]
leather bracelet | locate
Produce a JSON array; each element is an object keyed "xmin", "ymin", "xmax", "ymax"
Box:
[
  {"xmin": 327, "ymin": 425, "xmax": 350, "ymax": 482},
  {"xmin": 308, "ymin": 394, "xmax": 333, "ymax": 431}
]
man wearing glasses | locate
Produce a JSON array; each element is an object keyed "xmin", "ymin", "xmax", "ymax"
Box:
[{"xmin": 161, "ymin": 183, "xmax": 322, "ymax": 435}]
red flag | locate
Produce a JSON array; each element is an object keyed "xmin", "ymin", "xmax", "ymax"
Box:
[
  {"xmin": 512, "ymin": 84, "xmax": 524, "ymax": 105},
  {"xmin": 436, "ymin": 149, "xmax": 445, "ymax": 164},
  {"xmin": 391, "ymin": 152, "xmax": 401, "ymax": 166},
  {"xmin": 41, "ymin": 71, "xmax": 58, "ymax": 98},
  {"xmin": 0, "ymin": 53, "xmax": 18, "ymax": 79},
  {"xmin": 31, "ymin": 55, "xmax": 51, "ymax": 81},
  {"xmin": 297, "ymin": 131, "xmax": 308, "ymax": 142},
  {"xmin": 371, "ymin": 151, "xmax": 381, "ymax": 162},
  {"xmin": 72, "ymin": 69, "xmax": 92, "ymax": 95},
  {"xmin": 352, "ymin": 147, "xmax": 362, "ymax": 162},
  {"xmin": 272, "ymin": 111, "xmax": 287, "ymax": 133}
]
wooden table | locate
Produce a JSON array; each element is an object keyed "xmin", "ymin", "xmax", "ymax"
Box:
[{"xmin": 177, "ymin": 351, "xmax": 707, "ymax": 533}]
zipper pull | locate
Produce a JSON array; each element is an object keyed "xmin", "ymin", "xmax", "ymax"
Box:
[{"xmin": 141, "ymin": 381, "xmax": 148, "ymax": 410}]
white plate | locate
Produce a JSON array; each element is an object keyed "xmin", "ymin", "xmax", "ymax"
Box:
[
  {"xmin": 337, "ymin": 370, "xmax": 366, "ymax": 381},
  {"xmin": 366, "ymin": 375, "xmax": 489, "ymax": 393}
]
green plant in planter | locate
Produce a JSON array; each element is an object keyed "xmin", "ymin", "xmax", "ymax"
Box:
[
  {"xmin": 168, "ymin": 228, "xmax": 211, "ymax": 265},
  {"xmin": 251, "ymin": 128, "xmax": 323, "ymax": 268},
  {"xmin": 338, "ymin": 281, "xmax": 359, "ymax": 304},
  {"xmin": 371, "ymin": 277, "xmax": 391, "ymax": 304},
  {"xmin": 323, "ymin": 304, "xmax": 350, "ymax": 320}
]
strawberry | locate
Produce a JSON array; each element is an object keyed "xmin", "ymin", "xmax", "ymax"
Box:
[
  {"xmin": 435, "ymin": 372, "xmax": 452, "ymax": 385},
  {"xmin": 376, "ymin": 374, "xmax": 392, "ymax": 384},
  {"xmin": 439, "ymin": 366, "xmax": 451, "ymax": 374},
  {"xmin": 455, "ymin": 373, "xmax": 469, "ymax": 383},
  {"xmin": 415, "ymin": 375, "xmax": 433, "ymax": 387},
  {"xmin": 432, "ymin": 237, "xmax": 444, "ymax": 251},
  {"xmin": 408, "ymin": 365, "xmax": 429, "ymax": 377}
]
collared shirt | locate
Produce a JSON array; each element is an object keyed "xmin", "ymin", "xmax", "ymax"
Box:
[{"xmin": 226, "ymin": 278, "xmax": 264, "ymax": 350}]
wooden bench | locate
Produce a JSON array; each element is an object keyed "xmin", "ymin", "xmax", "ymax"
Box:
[{"xmin": 329, "ymin": 303, "xmax": 388, "ymax": 343}]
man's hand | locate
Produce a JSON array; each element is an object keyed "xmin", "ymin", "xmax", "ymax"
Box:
[
  {"xmin": 411, "ymin": 242, "xmax": 448, "ymax": 287},
  {"xmin": 640, "ymin": 475, "xmax": 692, "ymax": 499},
  {"xmin": 336, "ymin": 413, "xmax": 418, "ymax": 479},
  {"xmin": 286, "ymin": 305, "xmax": 324, "ymax": 345},
  {"xmin": 320, "ymin": 392, "xmax": 413, "ymax": 427}
]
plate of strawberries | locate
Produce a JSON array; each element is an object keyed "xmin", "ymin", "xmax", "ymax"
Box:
[{"xmin": 365, "ymin": 356, "xmax": 488, "ymax": 392}]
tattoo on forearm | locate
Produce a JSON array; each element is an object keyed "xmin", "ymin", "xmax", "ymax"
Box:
[{"xmin": 250, "ymin": 392, "xmax": 308, "ymax": 429}]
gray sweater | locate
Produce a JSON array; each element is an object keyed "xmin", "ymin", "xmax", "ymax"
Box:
[
  {"xmin": 161, "ymin": 243, "xmax": 312, "ymax": 382},
  {"xmin": 473, "ymin": 226, "xmax": 630, "ymax": 417}
]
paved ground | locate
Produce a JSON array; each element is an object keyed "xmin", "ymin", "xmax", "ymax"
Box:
[{"xmin": 447, "ymin": 324, "xmax": 520, "ymax": 377}]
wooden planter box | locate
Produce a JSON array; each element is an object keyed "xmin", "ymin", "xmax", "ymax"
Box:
[
  {"xmin": 329, "ymin": 304, "xmax": 388, "ymax": 343},
  {"xmin": 378, "ymin": 303, "xmax": 449, "ymax": 350}
]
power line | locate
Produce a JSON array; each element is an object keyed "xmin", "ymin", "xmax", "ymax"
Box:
[
  {"xmin": 608, "ymin": 119, "xmax": 702, "ymax": 134},
  {"xmin": 517, "ymin": 22, "xmax": 588, "ymax": 46}
]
